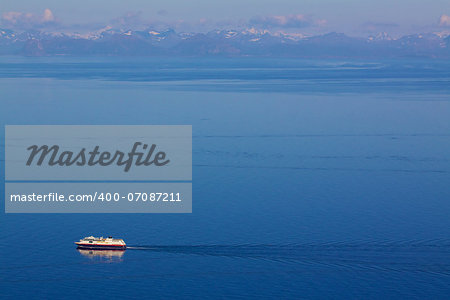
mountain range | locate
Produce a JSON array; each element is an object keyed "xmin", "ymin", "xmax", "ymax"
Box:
[{"xmin": 1, "ymin": 27, "xmax": 449, "ymax": 58}]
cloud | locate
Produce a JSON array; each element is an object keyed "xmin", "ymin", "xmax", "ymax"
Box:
[
  {"xmin": 110, "ymin": 11, "xmax": 144, "ymax": 28},
  {"xmin": 249, "ymin": 14, "xmax": 326, "ymax": 28},
  {"xmin": 42, "ymin": 8, "xmax": 55, "ymax": 22},
  {"xmin": 1, "ymin": 8, "xmax": 58, "ymax": 29},
  {"xmin": 361, "ymin": 21, "xmax": 399, "ymax": 33},
  {"xmin": 157, "ymin": 10, "xmax": 168, "ymax": 16},
  {"xmin": 107, "ymin": 11, "xmax": 241, "ymax": 32},
  {"xmin": 439, "ymin": 14, "xmax": 450, "ymax": 27}
]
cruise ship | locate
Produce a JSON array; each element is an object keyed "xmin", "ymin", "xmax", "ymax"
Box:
[{"xmin": 75, "ymin": 236, "xmax": 126, "ymax": 250}]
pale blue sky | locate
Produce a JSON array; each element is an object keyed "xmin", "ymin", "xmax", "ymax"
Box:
[{"xmin": 1, "ymin": 0, "xmax": 449, "ymax": 35}]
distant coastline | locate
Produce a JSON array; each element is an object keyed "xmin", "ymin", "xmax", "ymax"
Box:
[{"xmin": 1, "ymin": 28, "xmax": 449, "ymax": 58}]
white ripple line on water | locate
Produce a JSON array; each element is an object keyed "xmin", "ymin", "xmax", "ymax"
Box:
[{"xmin": 193, "ymin": 164, "xmax": 449, "ymax": 174}]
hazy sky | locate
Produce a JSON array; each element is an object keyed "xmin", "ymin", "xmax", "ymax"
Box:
[{"xmin": 1, "ymin": 0, "xmax": 449, "ymax": 35}]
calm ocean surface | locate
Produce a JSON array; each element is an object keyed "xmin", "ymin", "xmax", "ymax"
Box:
[{"xmin": 0, "ymin": 57, "xmax": 449, "ymax": 299}]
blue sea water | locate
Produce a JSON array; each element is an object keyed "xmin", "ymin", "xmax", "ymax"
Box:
[{"xmin": 0, "ymin": 57, "xmax": 449, "ymax": 299}]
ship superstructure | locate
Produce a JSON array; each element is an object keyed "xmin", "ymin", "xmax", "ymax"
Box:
[{"xmin": 75, "ymin": 236, "xmax": 126, "ymax": 250}]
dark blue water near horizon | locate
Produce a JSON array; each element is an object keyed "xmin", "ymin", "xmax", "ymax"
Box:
[{"xmin": 0, "ymin": 57, "xmax": 449, "ymax": 299}]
